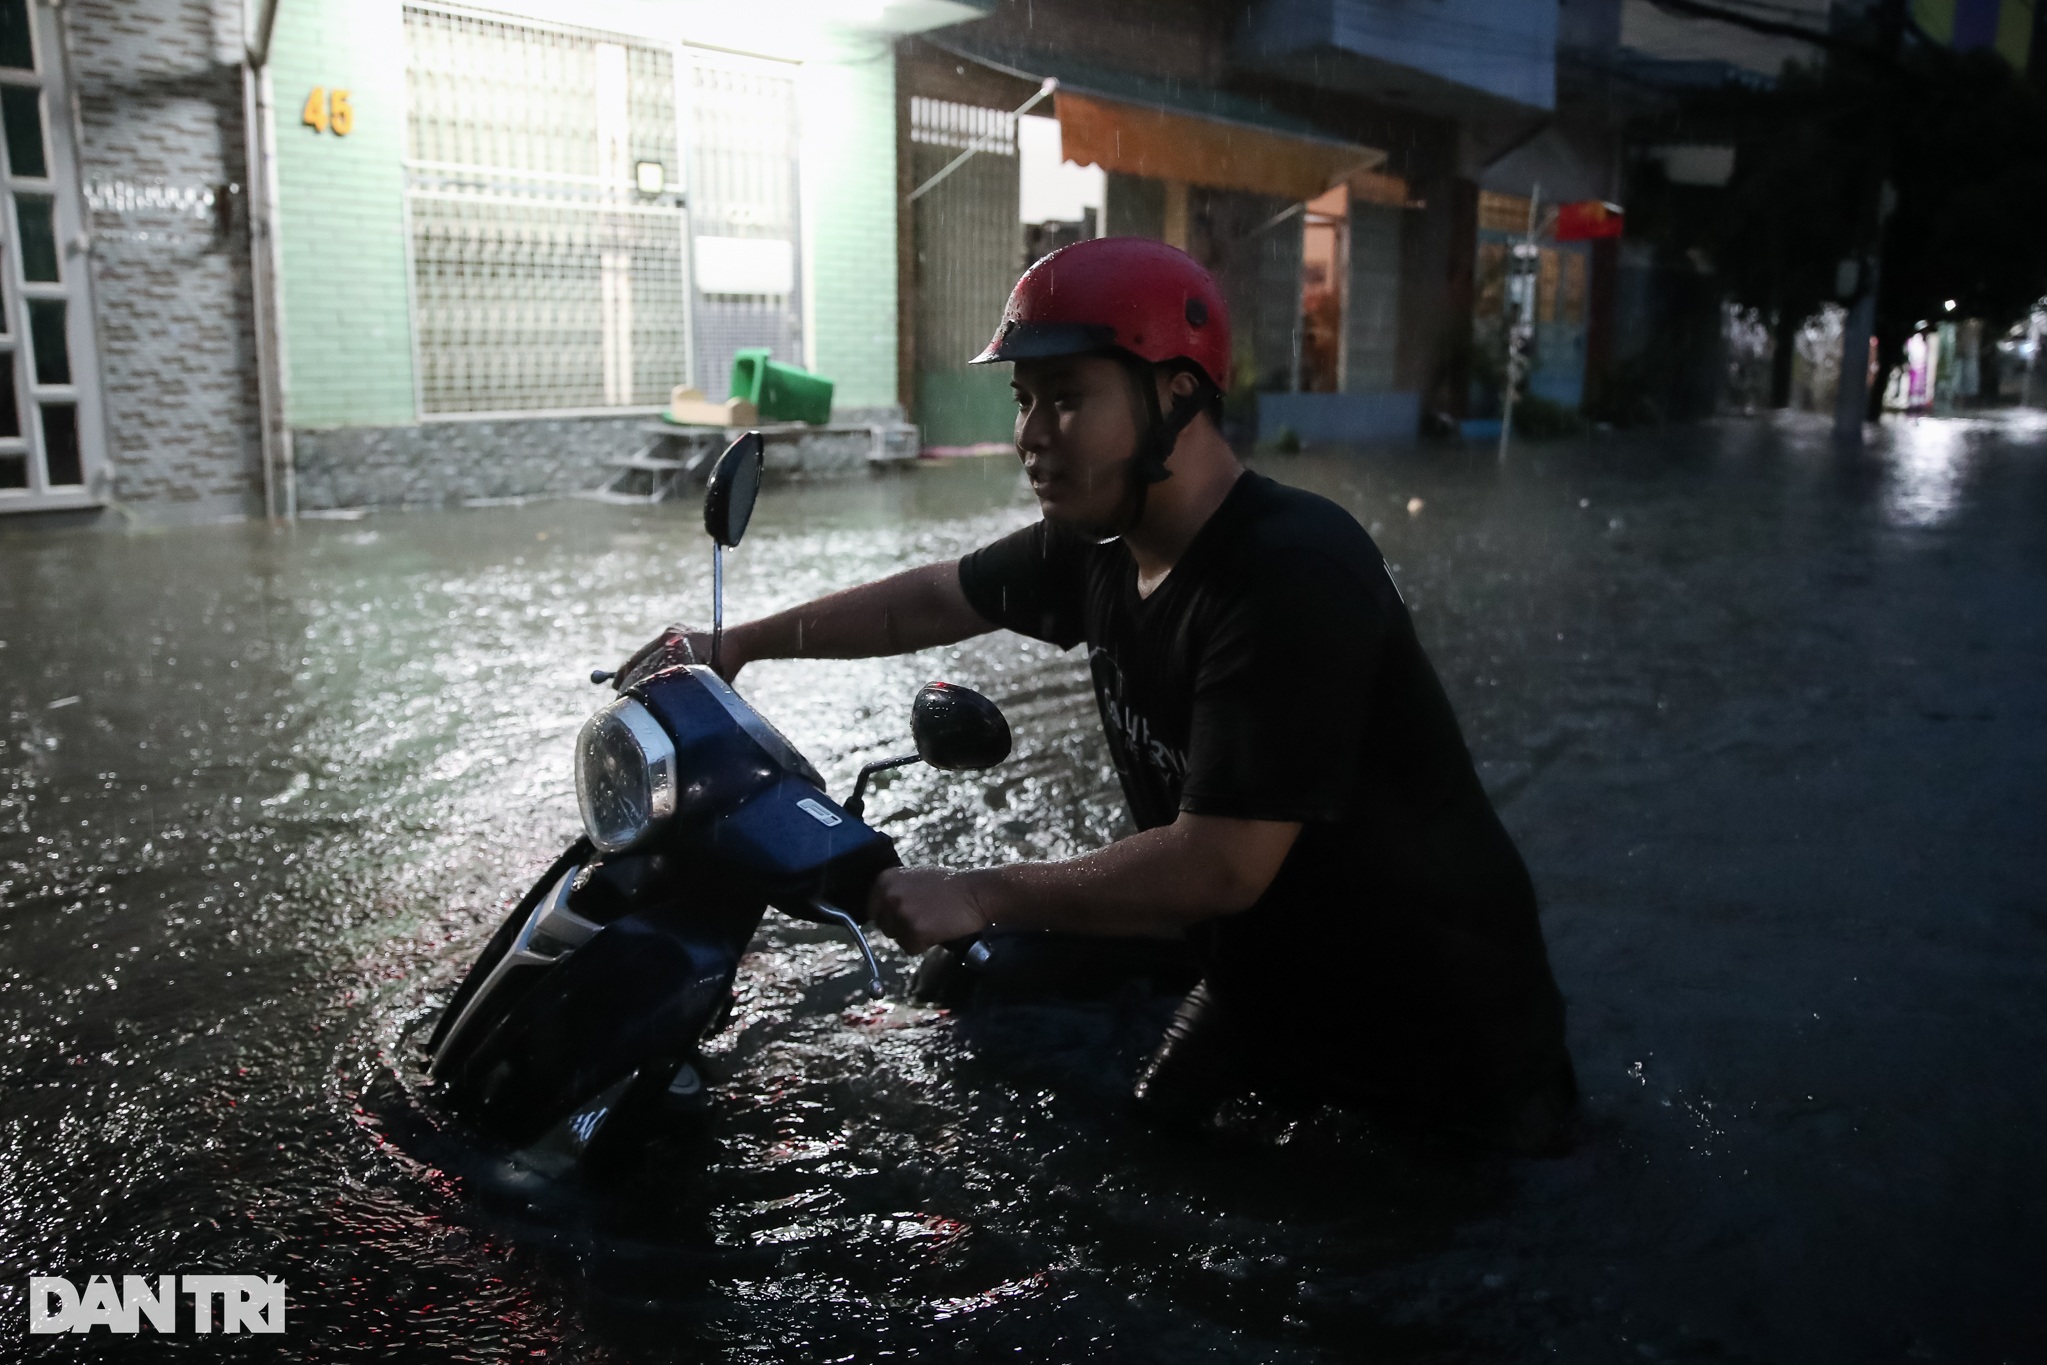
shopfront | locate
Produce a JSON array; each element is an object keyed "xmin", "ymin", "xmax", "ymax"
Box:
[{"xmin": 1471, "ymin": 189, "xmax": 1592, "ymax": 422}]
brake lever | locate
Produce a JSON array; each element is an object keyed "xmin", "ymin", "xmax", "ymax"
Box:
[{"xmin": 806, "ymin": 900, "xmax": 885, "ymax": 998}]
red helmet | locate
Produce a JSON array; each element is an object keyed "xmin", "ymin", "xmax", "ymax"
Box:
[{"xmin": 971, "ymin": 237, "xmax": 1231, "ymax": 392}]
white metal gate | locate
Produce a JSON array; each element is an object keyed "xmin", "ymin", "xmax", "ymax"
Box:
[
  {"xmin": 402, "ymin": 6, "xmax": 802, "ymax": 418},
  {"xmin": 0, "ymin": 0, "xmax": 104, "ymax": 512},
  {"xmin": 405, "ymin": 5, "xmax": 689, "ymax": 416}
]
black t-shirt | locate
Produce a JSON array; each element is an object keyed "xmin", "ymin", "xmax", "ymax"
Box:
[{"xmin": 958, "ymin": 470, "xmax": 1568, "ymax": 1116}]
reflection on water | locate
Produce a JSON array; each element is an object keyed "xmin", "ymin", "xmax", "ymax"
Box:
[
  {"xmin": 4, "ymin": 416, "xmax": 2047, "ymax": 1362},
  {"xmin": 1881, "ymin": 417, "xmax": 1973, "ymax": 528}
]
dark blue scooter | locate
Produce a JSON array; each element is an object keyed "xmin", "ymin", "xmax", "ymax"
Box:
[{"xmin": 423, "ymin": 433, "xmax": 1013, "ymax": 1166}]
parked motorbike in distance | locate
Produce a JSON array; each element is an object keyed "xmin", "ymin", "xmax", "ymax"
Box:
[{"xmin": 422, "ymin": 431, "xmax": 1014, "ymax": 1171}]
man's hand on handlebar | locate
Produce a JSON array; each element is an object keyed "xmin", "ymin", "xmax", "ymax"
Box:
[
  {"xmin": 867, "ymin": 866, "xmax": 992, "ymax": 956},
  {"xmin": 614, "ymin": 623, "xmax": 738, "ymax": 691}
]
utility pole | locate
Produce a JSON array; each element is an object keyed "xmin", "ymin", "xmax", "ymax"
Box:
[
  {"xmin": 243, "ymin": 0, "xmax": 292, "ymax": 520},
  {"xmin": 2030, "ymin": 308, "xmax": 2044, "ymax": 409},
  {"xmin": 1501, "ymin": 184, "xmax": 1542, "ymax": 463},
  {"xmin": 1833, "ymin": 0, "xmax": 1907, "ymax": 446}
]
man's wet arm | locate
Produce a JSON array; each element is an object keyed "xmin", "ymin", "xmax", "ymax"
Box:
[
  {"xmin": 973, "ymin": 813, "xmax": 1302, "ymax": 937},
  {"xmin": 732, "ymin": 560, "xmax": 995, "ymax": 663}
]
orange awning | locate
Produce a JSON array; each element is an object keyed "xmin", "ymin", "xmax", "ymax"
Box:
[{"xmin": 1055, "ymin": 90, "xmax": 1383, "ymax": 202}]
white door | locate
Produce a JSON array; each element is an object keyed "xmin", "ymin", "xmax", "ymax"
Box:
[{"xmin": 0, "ymin": 0, "xmax": 104, "ymax": 512}]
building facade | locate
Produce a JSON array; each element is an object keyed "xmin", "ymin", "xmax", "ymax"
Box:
[
  {"xmin": 899, "ymin": 0, "xmax": 1595, "ymax": 447},
  {"xmin": 4, "ymin": 0, "xmax": 240, "ymax": 522},
  {"xmin": 14, "ymin": 0, "xmax": 1790, "ymax": 527},
  {"xmin": 7, "ymin": 0, "xmax": 975, "ymax": 525}
]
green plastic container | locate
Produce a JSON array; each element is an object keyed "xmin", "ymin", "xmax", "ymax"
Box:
[{"xmin": 730, "ymin": 349, "xmax": 835, "ymax": 425}]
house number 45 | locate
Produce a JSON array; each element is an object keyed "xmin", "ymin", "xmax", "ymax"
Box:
[{"xmin": 302, "ymin": 87, "xmax": 354, "ymax": 136}]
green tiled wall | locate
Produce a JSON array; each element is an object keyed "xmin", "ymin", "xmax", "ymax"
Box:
[
  {"xmin": 268, "ymin": 0, "xmax": 416, "ymax": 427},
  {"xmin": 798, "ymin": 51, "xmax": 898, "ymax": 411}
]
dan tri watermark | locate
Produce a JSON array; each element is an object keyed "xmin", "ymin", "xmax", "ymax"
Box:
[{"xmin": 27, "ymin": 1275, "xmax": 286, "ymax": 1335}]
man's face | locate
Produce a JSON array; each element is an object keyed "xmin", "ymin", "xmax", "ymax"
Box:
[{"xmin": 1011, "ymin": 355, "xmax": 1143, "ymax": 537}]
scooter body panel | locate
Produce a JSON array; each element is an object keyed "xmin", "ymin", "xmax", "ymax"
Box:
[{"xmin": 688, "ymin": 773, "xmax": 899, "ymax": 914}]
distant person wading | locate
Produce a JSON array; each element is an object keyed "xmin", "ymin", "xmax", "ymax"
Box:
[{"xmin": 620, "ymin": 238, "xmax": 1577, "ymax": 1153}]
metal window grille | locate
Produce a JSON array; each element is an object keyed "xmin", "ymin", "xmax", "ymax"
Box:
[
  {"xmin": 909, "ymin": 98, "xmax": 1018, "ymax": 382},
  {"xmin": 403, "ymin": 6, "xmax": 691, "ymax": 416},
  {"xmin": 909, "ymin": 96, "xmax": 1016, "ymax": 153}
]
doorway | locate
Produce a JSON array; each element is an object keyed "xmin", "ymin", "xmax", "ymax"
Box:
[{"xmin": 1299, "ymin": 185, "xmax": 1346, "ymax": 393}]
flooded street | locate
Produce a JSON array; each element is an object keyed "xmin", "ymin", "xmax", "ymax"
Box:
[{"xmin": 5, "ymin": 415, "xmax": 2046, "ymax": 1362}]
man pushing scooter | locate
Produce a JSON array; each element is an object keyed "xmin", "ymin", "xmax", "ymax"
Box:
[{"xmin": 619, "ymin": 238, "xmax": 1575, "ymax": 1153}]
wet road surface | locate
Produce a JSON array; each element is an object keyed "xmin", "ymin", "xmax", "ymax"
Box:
[{"xmin": 3, "ymin": 413, "xmax": 2045, "ymax": 1362}]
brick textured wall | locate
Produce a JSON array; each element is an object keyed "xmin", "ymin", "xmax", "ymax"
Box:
[
  {"xmin": 294, "ymin": 416, "xmax": 915, "ymax": 510},
  {"xmin": 267, "ymin": 0, "xmax": 415, "ymax": 428},
  {"xmin": 293, "ymin": 416, "xmax": 654, "ymax": 510},
  {"xmin": 66, "ymin": 0, "xmax": 264, "ymax": 521},
  {"xmin": 799, "ymin": 48, "xmax": 898, "ymax": 412}
]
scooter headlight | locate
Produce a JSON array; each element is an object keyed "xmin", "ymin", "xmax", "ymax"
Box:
[{"xmin": 574, "ymin": 697, "xmax": 677, "ymax": 853}]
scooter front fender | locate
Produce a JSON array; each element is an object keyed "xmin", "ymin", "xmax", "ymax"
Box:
[
  {"xmin": 450, "ymin": 900, "xmax": 761, "ymax": 1149},
  {"xmin": 426, "ymin": 838, "xmax": 592, "ymax": 1065}
]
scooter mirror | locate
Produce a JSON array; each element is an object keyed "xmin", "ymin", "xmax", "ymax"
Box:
[
  {"xmin": 703, "ymin": 431, "xmax": 764, "ymax": 549},
  {"xmin": 911, "ymin": 681, "xmax": 1012, "ymax": 772}
]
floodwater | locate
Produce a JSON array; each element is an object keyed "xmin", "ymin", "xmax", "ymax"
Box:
[{"xmin": 4, "ymin": 414, "xmax": 2045, "ymax": 1362}]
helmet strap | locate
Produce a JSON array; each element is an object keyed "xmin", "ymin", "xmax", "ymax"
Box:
[
  {"xmin": 1125, "ymin": 355, "xmax": 1212, "ymax": 485},
  {"xmin": 1102, "ymin": 354, "xmax": 1213, "ymax": 539}
]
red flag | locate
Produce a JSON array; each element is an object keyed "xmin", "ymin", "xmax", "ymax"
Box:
[{"xmin": 1554, "ymin": 200, "xmax": 1624, "ymax": 241}]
